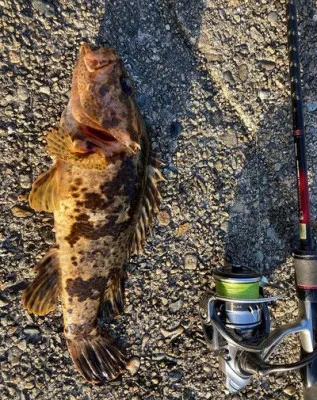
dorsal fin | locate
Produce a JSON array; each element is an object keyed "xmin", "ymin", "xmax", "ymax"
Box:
[
  {"xmin": 46, "ymin": 128, "xmax": 109, "ymax": 170},
  {"xmin": 130, "ymin": 159, "xmax": 165, "ymax": 255}
]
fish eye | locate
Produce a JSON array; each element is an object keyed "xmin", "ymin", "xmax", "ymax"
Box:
[{"xmin": 120, "ymin": 77, "xmax": 133, "ymax": 96}]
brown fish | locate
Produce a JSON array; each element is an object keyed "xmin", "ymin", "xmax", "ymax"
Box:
[{"xmin": 22, "ymin": 43, "xmax": 164, "ymax": 383}]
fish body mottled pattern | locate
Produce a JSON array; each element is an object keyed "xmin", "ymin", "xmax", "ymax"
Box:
[
  {"xmin": 55, "ymin": 150, "xmax": 147, "ymax": 338},
  {"xmin": 23, "ymin": 44, "xmax": 163, "ymax": 383}
]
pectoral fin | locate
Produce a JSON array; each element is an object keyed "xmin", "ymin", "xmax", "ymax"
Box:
[
  {"xmin": 22, "ymin": 249, "xmax": 60, "ymax": 315},
  {"xmin": 29, "ymin": 162, "xmax": 60, "ymax": 212},
  {"xmin": 46, "ymin": 128, "xmax": 109, "ymax": 170},
  {"xmin": 130, "ymin": 159, "xmax": 165, "ymax": 255}
]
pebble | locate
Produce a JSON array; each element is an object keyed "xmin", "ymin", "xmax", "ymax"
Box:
[
  {"xmin": 0, "ymin": 298, "xmax": 7, "ymax": 307},
  {"xmin": 283, "ymin": 385, "xmax": 296, "ymax": 396},
  {"xmin": 268, "ymin": 11, "xmax": 279, "ymax": 25},
  {"xmin": 306, "ymin": 101, "xmax": 317, "ymax": 112},
  {"xmin": 258, "ymin": 89, "xmax": 270, "ymax": 100},
  {"xmin": 141, "ymin": 334, "xmax": 150, "ymax": 351},
  {"xmin": 126, "ymin": 357, "xmax": 140, "ymax": 376},
  {"xmin": 176, "ymin": 222, "xmax": 190, "ymax": 237},
  {"xmin": 19, "ymin": 174, "xmax": 31, "ymax": 189},
  {"xmin": 11, "ymin": 206, "xmax": 33, "ymax": 218},
  {"xmin": 223, "ymin": 71, "xmax": 235, "ymax": 85},
  {"xmin": 169, "ymin": 298, "xmax": 183, "ymax": 313},
  {"xmin": 158, "ymin": 211, "xmax": 171, "ymax": 226},
  {"xmin": 17, "ymin": 340, "xmax": 27, "ymax": 351},
  {"xmin": 238, "ymin": 64, "xmax": 248, "ymax": 81},
  {"xmin": 170, "ymin": 121, "xmax": 183, "ymax": 138},
  {"xmin": 184, "ymin": 254, "xmax": 198, "ymax": 270},
  {"xmin": 23, "ymin": 327, "xmax": 41, "ymax": 336},
  {"xmin": 39, "ymin": 86, "xmax": 51, "ymax": 95},
  {"xmin": 168, "ymin": 370, "xmax": 183, "ymax": 382},
  {"xmin": 160, "ymin": 325, "xmax": 184, "ymax": 339},
  {"xmin": 260, "ymin": 60, "xmax": 276, "ymax": 71}
]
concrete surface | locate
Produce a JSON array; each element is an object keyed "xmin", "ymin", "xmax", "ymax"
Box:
[{"xmin": 1, "ymin": 0, "xmax": 317, "ymax": 399}]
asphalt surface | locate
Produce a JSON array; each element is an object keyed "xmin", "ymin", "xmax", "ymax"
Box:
[{"xmin": 1, "ymin": 0, "xmax": 317, "ymax": 399}]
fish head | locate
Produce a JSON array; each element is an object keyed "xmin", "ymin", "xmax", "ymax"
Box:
[{"xmin": 71, "ymin": 43, "xmax": 143, "ymax": 155}]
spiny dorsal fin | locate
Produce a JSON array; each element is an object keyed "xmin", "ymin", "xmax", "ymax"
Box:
[
  {"xmin": 29, "ymin": 162, "xmax": 60, "ymax": 212},
  {"xmin": 46, "ymin": 128, "xmax": 109, "ymax": 170},
  {"xmin": 22, "ymin": 248, "xmax": 60, "ymax": 316},
  {"xmin": 130, "ymin": 159, "xmax": 165, "ymax": 255}
]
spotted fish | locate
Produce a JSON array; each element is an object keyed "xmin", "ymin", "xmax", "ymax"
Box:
[{"xmin": 22, "ymin": 43, "xmax": 164, "ymax": 383}]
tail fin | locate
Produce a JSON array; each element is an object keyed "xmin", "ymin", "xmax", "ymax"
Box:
[{"xmin": 67, "ymin": 333, "xmax": 126, "ymax": 383}]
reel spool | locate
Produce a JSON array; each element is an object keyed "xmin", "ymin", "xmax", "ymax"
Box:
[{"xmin": 214, "ymin": 266, "xmax": 262, "ymax": 331}]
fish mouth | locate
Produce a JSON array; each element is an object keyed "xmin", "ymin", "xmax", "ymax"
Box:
[
  {"xmin": 78, "ymin": 123, "xmax": 138, "ymax": 155},
  {"xmin": 80, "ymin": 43, "xmax": 119, "ymax": 73}
]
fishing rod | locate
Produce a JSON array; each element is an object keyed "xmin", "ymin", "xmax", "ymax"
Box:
[{"xmin": 200, "ymin": 1, "xmax": 317, "ymax": 398}]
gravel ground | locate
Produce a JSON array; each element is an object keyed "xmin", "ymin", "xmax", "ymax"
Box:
[{"xmin": 1, "ymin": 0, "xmax": 317, "ymax": 399}]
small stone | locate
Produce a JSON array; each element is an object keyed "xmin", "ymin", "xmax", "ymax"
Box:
[
  {"xmin": 9, "ymin": 50, "xmax": 21, "ymax": 64},
  {"xmin": 165, "ymin": 24, "xmax": 170, "ymax": 31},
  {"xmin": 223, "ymin": 71, "xmax": 235, "ymax": 85},
  {"xmin": 158, "ymin": 211, "xmax": 171, "ymax": 226},
  {"xmin": 176, "ymin": 222, "xmax": 190, "ymax": 237},
  {"xmin": 24, "ymin": 382, "xmax": 34, "ymax": 389},
  {"xmin": 170, "ymin": 121, "xmax": 183, "ymax": 137},
  {"xmin": 183, "ymin": 388, "xmax": 196, "ymax": 400},
  {"xmin": 268, "ymin": 11, "xmax": 279, "ymax": 24},
  {"xmin": 11, "ymin": 206, "xmax": 33, "ymax": 218},
  {"xmin": 0, "ymin": 298, "xmax": 7, "ymax": 307},
  {"xmin": 283, "ymin": 385, "xmax": 296, "ymax": 396},
  {"xmin": 306, "ymin": 101, "xmax": 317, "ymax": 112},
  {"xmin": 19, "ymin": 174, "xmax": 31, "ymax": 189},
  {"xmin": 238, "ymin": 64, "xmax": 248, "ymax": 81},
  {"xmin": 160, "ymin": 297, "xmax": 168, "ymax": 305},
  {"xmin": 168, "ymin": 370, "xmax": 183, "ymax": 382},
  {"xmin": 17, "ymin": 340, "xmax": 27, "ymax": 351},
  {"xmin": 39, "ymin": 86, "xmax": 51, "ymax": 95},
  {"xmin": 141, "ymin": 334, "xmax": 150, "ymax": 351},
  {"xmin": 258, "ymin": 89, "xmax": 270, "ymax": 100},
  {"xmin": 126, "ymin": 357, "xmax": 140, "ymax": 376},
  {"xmin": 260, "ymin": 60, "xmax": 276, "ymax": 71},
  {"xmin": 160, "ymin": 325, "xmax": 184, "ymax": 339},
  {"xmin": 169, "ymin": 298, "xmax": 183, "ymax": 313},
  {"xmin": 184, "ymin": 254, "xmax": 198, "ymax": 270},
  {"xmin": 250, "ymin": 26, "xmax": 261, "ymax": 42},
  {"xmin": 23, "ymin": 326, "xmax": 41, "ymax": 336}
]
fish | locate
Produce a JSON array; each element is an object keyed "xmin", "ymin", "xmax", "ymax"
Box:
[{"xmin": 22, "ymin": 43, "xmax": 164, "ymax": 384}]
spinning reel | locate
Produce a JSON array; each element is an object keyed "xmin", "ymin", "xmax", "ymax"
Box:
[
  {"xmin": 200, "ymin": 259, "xmax": 317, "ymax": 396},
  {"xmin": 201, "ymin": 2, "xmax": 317, "ymax": 399}
]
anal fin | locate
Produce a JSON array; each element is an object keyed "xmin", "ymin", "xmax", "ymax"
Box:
[
  {"xmin": 22, "ymin": 249, "xmax": 60, "ymax": 315},
  {"xmin": 103, "ymin": 269, "xmax": 125, "ymax": 316},
  {"xmin": 29, "ymin": 162, "xmax": 60, "ymax": 212},
  {"xmin": 130, "ymin": 159, "xmax": 165, "ymax": 255}
]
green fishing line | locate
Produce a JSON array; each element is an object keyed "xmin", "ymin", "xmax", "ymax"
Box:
[{"xmin": 215, "ymin": 281, "xmax": 259, "ymax": 299}]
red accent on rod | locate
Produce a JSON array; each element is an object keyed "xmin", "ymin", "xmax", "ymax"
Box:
[
  {"xmin": 294, "ymin": 129, "xmax": 304, "ymax": 136},
  {"xmin": 298, "ymin": 285, "xmax": 317, "ymax": 289},
  {"xmin": 298, "ymin": 169, "xmax": 310, "ymax": 224}
]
